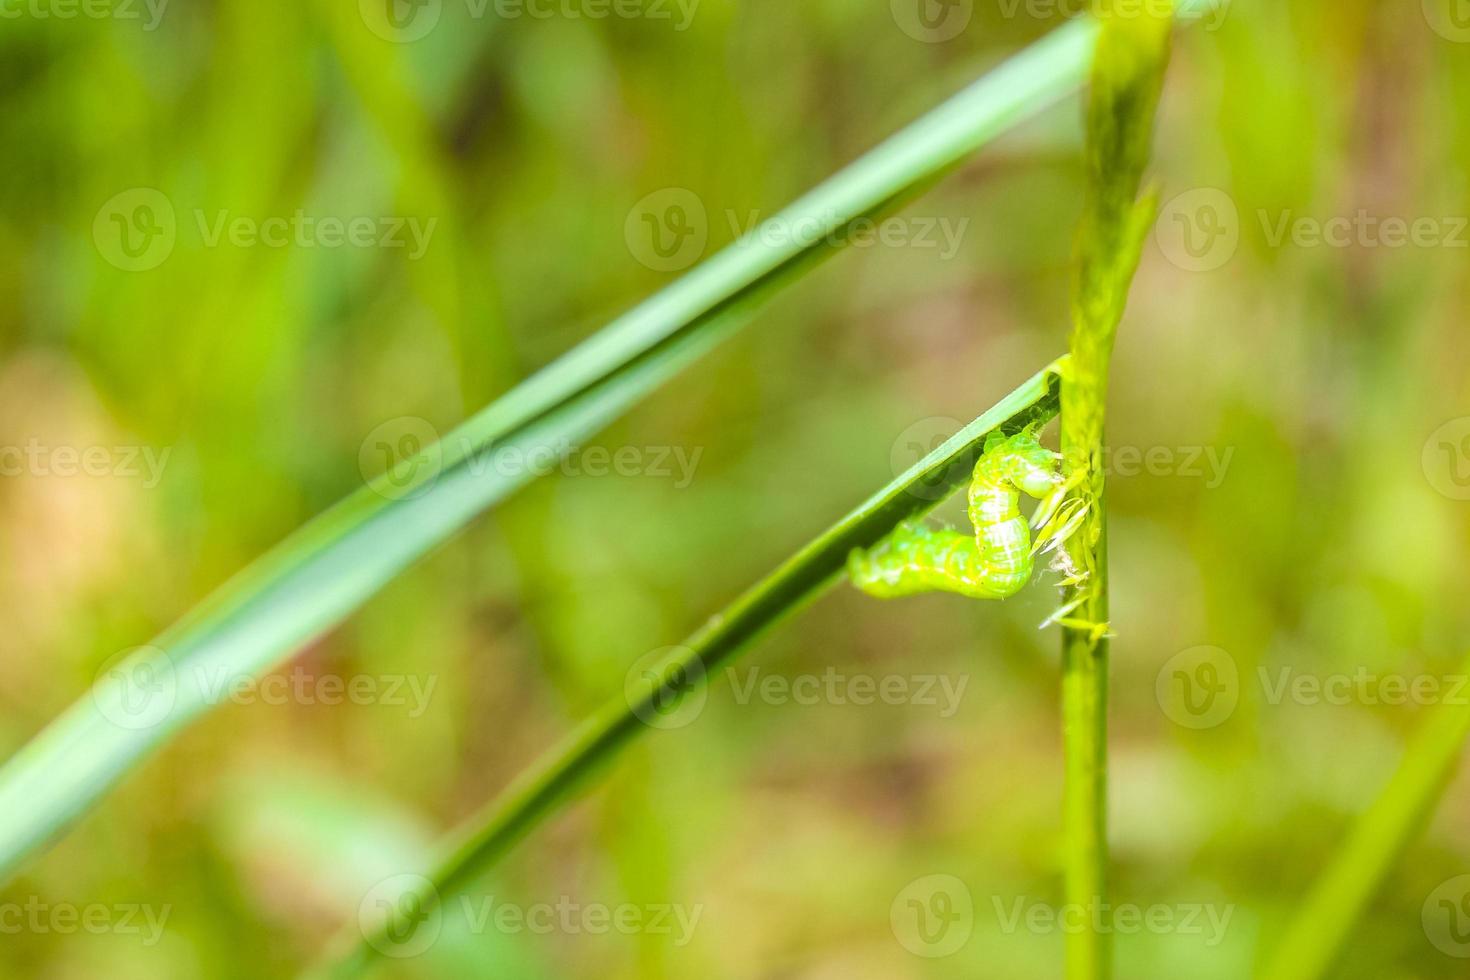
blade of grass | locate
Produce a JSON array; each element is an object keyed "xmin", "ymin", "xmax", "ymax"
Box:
[
  {"xmin": 0, "ymin": 22, "xmax": 1103, "ymax": 884},
  {"xmin": 313, "ymin": 361, "xmax": 1068, "ymax": 978},
  {"xmin": 1056, "ymin": 9, "xmax": 1172, "ymax": 980},
  {"xmin": 1259, "ymin": 651, "xmax": 1470, "ymax": 980}
]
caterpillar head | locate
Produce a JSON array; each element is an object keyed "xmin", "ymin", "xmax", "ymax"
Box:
[{"xmin": 993, "ymin": 430, "xmax": 1061, "ymax": 497}]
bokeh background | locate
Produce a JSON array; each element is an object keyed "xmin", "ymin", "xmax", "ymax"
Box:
[{"xmin": 3, "ymin": 0, "xmax": 1470, "ymax": 976}]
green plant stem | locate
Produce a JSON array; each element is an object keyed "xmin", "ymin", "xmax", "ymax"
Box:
[
  {"xmin": 1057, "ymin": 10, "xmax": 1172, "ymax": 978},
  {"xmin": 0, "ymin": 23, "xmax": 1100, "ymax": 885},
  {"xmin": 1058, "ymin": 366, "xmax": 1114, "ymax": 980},
  {"xmin": 1259, "ymin": 651, "xmax": 1470, "ymax": 980},
  {"xmin": 1058, "ymin": 545, "xmax": 1111, "ymax": 979},
  {"xmin": 312, "ymin": 362, "xmax": 1068, "ymax": 978}
]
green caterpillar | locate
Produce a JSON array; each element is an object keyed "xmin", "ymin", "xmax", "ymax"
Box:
[{"xmin": 849, "ymin": 428, "xmax": 1082, "ymax": 601}]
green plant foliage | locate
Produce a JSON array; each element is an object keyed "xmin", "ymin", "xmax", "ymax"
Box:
[
  {"xmin": 0, "ymin": 24, "xmax": 1097, "ymax": 885},
  {"xmin": 318, "ymin": 363, "xmax": 1065, "ymax": 976},
  {"xmin": 1260, "ymin": 650, "xmax": 1470, "ymax": 980}
]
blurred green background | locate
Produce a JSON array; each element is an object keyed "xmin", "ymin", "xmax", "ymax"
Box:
[{"xmin": 3, "ymin": 0, "xmax": 1470, "ymax": 977}]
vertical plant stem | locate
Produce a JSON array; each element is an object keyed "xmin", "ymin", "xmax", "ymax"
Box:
[
  {"xmin": 1058, "ymin": 540, "xmax": 1110, "ymax": 979},
  {"xmin": 1057, "ymin": 9, "xmax": 1172, "ymax": 978}
]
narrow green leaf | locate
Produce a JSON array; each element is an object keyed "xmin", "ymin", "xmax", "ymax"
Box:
[
  {"xmin": 1260, "ymin": 651, "xmax": 1470, "ymax": 980},
  {"xmin": 313, "ymin": 360, "xmax": 1067, "ymax": 978}
]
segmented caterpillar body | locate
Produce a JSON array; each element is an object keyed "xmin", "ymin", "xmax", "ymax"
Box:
[{"xmin": 848, "ymin": 430, "xmax": 1065, "ymax": 600}]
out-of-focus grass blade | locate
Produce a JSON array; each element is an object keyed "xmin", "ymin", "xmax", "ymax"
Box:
[
  {"xmin": 0, "ymin": 23, "xmax": 1099, "ymax": 883},
  {"xmin": 214, "ymin": 768, "xmax": 550, "ymax": 978},
  {"xmin": 1259, "ymin": 650, "xmax": 1470, "ymax": 980},
  {"xmin": 315, "ymin": 361, "xmax": 1066, "ymax": 978}
]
